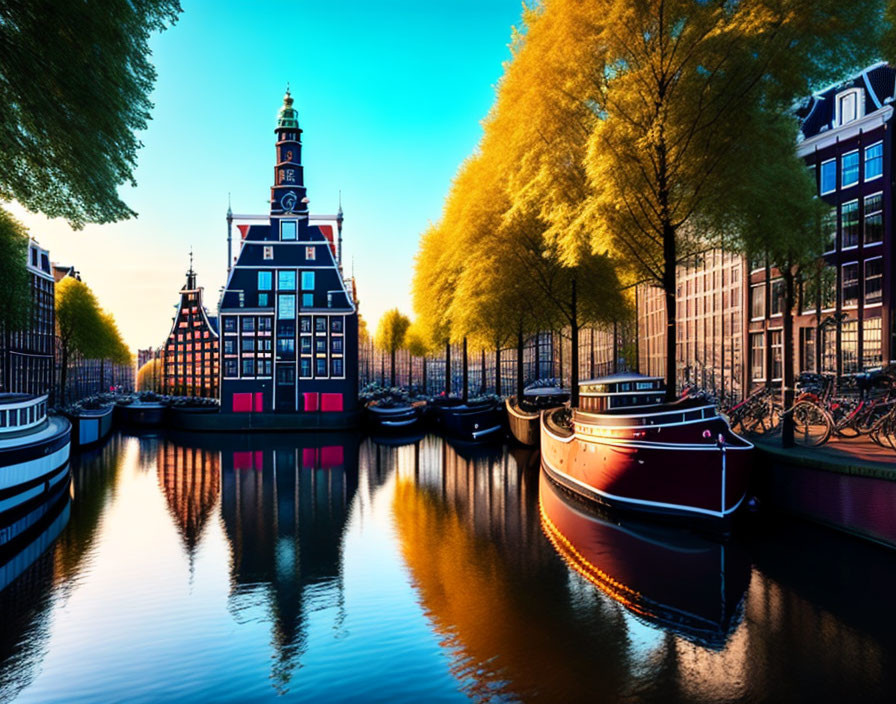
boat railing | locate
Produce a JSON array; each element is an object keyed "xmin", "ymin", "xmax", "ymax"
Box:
[
  {"xmin": 574, "ymin": 403, "xmax": 718, "ymax": 429},
  {"xmin": 0, "ymin": 394, "xmax": 49, "ymax": 435}
]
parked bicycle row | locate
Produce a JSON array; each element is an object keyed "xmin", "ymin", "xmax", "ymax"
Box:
[{"xmin": 681, "ymin": 368, "xmax": 896, "ymax": 450}]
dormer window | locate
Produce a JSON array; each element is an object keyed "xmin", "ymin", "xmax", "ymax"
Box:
[{"xmin": 835, "ymin": 88, "xmax": 863, "ymax": 126}]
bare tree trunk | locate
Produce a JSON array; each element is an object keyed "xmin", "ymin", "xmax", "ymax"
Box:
[
  {"xmin": 663, "ymin": 225, "xmax": 677, "ymax": 401},
  {"xmin": 480, "ymin": 347, "xmax": 486, "ymax": 395},
  {"xmin": 516, "ymin": 328, "xmax": 525, "ymax": 400},
  {"xmin": 390, "ymin": 348, "xmax": 396, "ymax": 387},
  {"xmin": 445, "ymin": 340, "xmax": 451, "ymax": 396},
  {"xmin": 570, "ymin": 279, "xmax": 580, "ymax": 407},
  {"xmin": 462, "ymin": 337, "xmax": 469, "ymax": 402},
  {"xmin": 782, "ymin": 270, "xmax": 796, "ymax": 448},
  {"xmin": 494, "ymin": 342, "xmax": 502, "ymax": 397}
]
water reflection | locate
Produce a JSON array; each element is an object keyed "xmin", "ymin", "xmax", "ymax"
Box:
[
  {"xmin": 393, "ymin": 438, "xmax": 636, "ymax": 703},
  {"xmin": 0, "ymin": 480, "xmax": 71, "ymax": 701},
  {"xmin": 0, "ymin": 432, "xmax": 893, "ymax": 703},
  {"xmin": 156, "ymin": 438, "xmax": 221, "ymax": 558},
  {"xmin": 219, "ymin": 432, "xmax": 359, "ymax": 691},
  {"xmin": 538, "ymin": 471, "xmax": 750, "ymax": 649}
]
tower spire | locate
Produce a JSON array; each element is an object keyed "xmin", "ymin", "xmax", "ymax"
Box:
[{"xmin": 337, "ymin": 191, "xmax": 344, "ymax": 269}]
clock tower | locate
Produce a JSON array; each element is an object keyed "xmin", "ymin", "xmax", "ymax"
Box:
[{"xmin": 271, "ymin": 89, "xmax": 308, "ymax": 218}]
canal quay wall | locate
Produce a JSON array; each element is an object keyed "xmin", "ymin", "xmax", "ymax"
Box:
[{"xmin": 754, "ymin": 440, "xmax": 896, "ymax": 550}]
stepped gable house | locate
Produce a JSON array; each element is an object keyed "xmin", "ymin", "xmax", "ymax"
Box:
[
  {"xmin": 218, "ymin": 91, "xmax": 358, "ymax": 414},
  {"xmin": 162, "ymin": 259, "xmax": 220, "ymax": 398}
]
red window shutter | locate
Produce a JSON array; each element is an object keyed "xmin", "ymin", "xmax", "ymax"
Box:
[
  {"xmin": 232, "ymin": 393, "xmax": 252, "ymax": 412},
  {"xmin": 254, "ymin": 392, "xmax": 264, "ymax": 412},
  {"xmin": 321, "ymin": 393, "xmax": 343, "ymax": 412},
  {"xmin": 303, "ymin": 392, "xmax": 319, "ymax": 412}
]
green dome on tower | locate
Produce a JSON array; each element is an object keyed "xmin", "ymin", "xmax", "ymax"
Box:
[{"xmin": 276, "ymin": 89, "xmax": 299, "ymax": 130}]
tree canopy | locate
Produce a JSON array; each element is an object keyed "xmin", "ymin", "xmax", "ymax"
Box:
[
  {"xmin": 137, "ymin": 358, "xmax": 162, "ymax": 392},
  {"xmin": 0, "ymin": 207, "xmax": 30, "ymax": 331},
  {"xmin": 376, "ymin": 308, "xmax": 412, "ymax": 387},
  {"xmin": 0, "ymin": 0, "xmax": 181, "ymax": 227}
]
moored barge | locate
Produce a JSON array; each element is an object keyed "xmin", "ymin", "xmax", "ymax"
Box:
[
  {"xmin": 506, "ymin": 386, "xmax": 569, "ymax": 446},
  {"xmin": 539, "ymin": 374, "xmax": 752, "ymax": 526},
  {"xmin": 430, "ymin": 398, "xmax": 504, "ymax": 442},
  {"xmin": 0, "ymin": 394, "xmax": 71, "ymax": 517}
]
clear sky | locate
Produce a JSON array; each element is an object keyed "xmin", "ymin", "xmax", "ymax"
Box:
[{"xmin": 9, "ymin": 0, "xmax": 523, "ymax": 351}]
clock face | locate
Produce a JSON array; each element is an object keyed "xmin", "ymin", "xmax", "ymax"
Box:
[{"xmin": 280, "ymin": 191, "xmax": 297, "ymax": 212}]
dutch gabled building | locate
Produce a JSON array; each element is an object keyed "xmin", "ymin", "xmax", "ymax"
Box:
[
  {"xmin": 218, "ymin": 92, "xmax": 358, "ymax": 415},
  {"xmin": 162, "ymin": 261, "xmax": 220, "ymax": 398}
]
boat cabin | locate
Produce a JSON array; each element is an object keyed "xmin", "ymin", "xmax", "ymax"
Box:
[
  {"xmin": 577, "ymin": 374, "xmax": 665, "ymax": 413},
  {"xmin": 0, "ymin": 394, "xmax": 49, "ymax": 434}
]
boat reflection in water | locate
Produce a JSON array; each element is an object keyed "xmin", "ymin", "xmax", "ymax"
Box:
[
  {"xmin": 392, "ymin": 438, "xmax": 642, "ymax": 703},
  {"xmin": 219, "ymin": 432, "xmax": 359, "ymax": 690},
  {"xmin": 539, "ymin": 471, "xmax": 750, "ymax": 649}
]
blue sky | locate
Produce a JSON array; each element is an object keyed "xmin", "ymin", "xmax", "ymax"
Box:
[{"xmin": 12, "ymin": 0, "xmax": 523, "ymax": 349}]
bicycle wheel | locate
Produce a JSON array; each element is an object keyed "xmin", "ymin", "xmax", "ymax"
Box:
[{"xmin": 790, "ymin": 401, "xmax": 833, "ymax": 447}]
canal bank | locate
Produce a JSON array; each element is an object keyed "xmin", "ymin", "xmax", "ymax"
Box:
[{"xmin": 753, "ymin": 438, "xmax": 896, "ymax": 550}]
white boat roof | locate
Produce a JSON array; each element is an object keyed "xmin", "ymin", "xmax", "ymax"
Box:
[{"xmin": 579, "ymin": 373, "xmax": 664, "ymax": 385}]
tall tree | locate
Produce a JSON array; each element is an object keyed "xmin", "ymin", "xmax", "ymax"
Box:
[
  {"xmin": 728, "ymin": 111, "xmax": 825, "ymax": 446},
  {"xmin": 137, "ymin": 358, "xmax": 162, "ymax": 393},
  {"xmin": 376, "ymin": 309, "xmax": 411, "ymax": 388},
  {"xmin": 0, "ymin": 0, "xmax": 181, "ymax": 227},
  {"xmin": 405, "ymin": 323, "xmax": 431, "ymax": 393},
  {"xmin": 579, "ymin": 0, "xmax": 882, "ymax": 399},
  {"xmin": 55, "ymin": 278, "xmax": 105, "ymax": 403},
  {"xmin": 0, "ymin": 207, "xmax": 30, "ymax": 332}
]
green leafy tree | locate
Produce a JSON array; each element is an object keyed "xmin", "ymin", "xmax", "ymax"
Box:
[
  {"xmin": 376, "ymin": 309, "xmax": 412, "ymax": 388},
  {"xmin": 0, "ymin": 1, "xmax": 182, "ymax": 227},
  {"xmin": 55, "ymin": 277, "xmax": 106, "ymax": 402},
  {"xmin": 0, "ymin": 208, "xmax": 30, "ymax": 333},
  {"xmin": 728, "ymin": 112, "xmax": 826, "ymax": 446}
]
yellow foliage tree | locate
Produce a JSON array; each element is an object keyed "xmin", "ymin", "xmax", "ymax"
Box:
[
  {"xmin": 375, "ymin": 308, "xmax": 411, "ymax": 388},
  {"xmin": 136, "ymin": 358, "xmax": 163, "ymax": 392}
]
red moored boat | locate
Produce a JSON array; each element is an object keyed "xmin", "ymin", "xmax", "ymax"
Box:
[{"xmin": 539, "ymin": 373, "xmax": 753, "ymax": 526}]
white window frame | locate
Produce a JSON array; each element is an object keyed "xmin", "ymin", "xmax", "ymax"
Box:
[
  {"xmin": 841, "ymin": 261, "xmax": 859, "ymax": 310},
  {"xmin": 840, "ymin": 150, "xmax": 860, "ymax": 189},
  {"xmin": 750, "ymin": 283, "xmax": 766, "ymax": 321},
  {"xmin": 864, "ymin": 191, "xmax": 884, "ymax": 246},
  {"xmin": 864, "ymin": 256, "xmax": 884, "ymax": 308},
  {"xmin": 840, "ymin": 199, "xmax": 860, "ymax": 250},
  {"xmin": 835, "ymin": 88, "xmax": 863, "ymax": 126},
  {"xmin": 864, "ymin": 141, "xmax": 884, "ymax": 182},
  {"xmin": 769, "ymin": 328, "xmax": 784, "ymax": 382},
  {"xmin": 819, "ymin": 159, "xmax": 837, "ymax": 196}
]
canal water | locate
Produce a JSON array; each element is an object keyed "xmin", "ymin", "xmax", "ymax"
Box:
[{"xmin": 1, "ymin": 431, "xmax": 894, "ymax": 703}]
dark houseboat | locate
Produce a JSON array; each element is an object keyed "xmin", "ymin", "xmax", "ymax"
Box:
[
  {"xmin": 0, "ymin": 394, "xmax": 71, "ymax": 518},
  {"xmin": 365, "ymin": 400, "xmax": 426, "ymax": 434},
  {"xmin": 115, "ymin": 395, "xmax": 168, "ymax": 428},
  {"xmin": 65, "ymin": 401, "xmax": 114, "ymax": 448},
  {"xmin": 506, "ymin": 386, "xmax": 569, "ymax": 446},
  {"xmin": 539, "ymin": 373, "xmax": 752, "ymax": 525},
  {"xmin": 539, "ymin": 471, "xmax": 749, "ymax": 648},
  {"xmin": 430, "ymin": 398, "xmax": 505, "ymax": 443}
]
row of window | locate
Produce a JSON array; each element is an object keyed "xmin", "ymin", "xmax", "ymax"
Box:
[
  {"xmin": 750, "ymin": 259, "xmax": 882, "ymax": 320},
  {"xmin": 257, "ymin": 269, "xmax": 315, "ymax": 291},
  {"xmin": 750, "ymin": 317, "xmax": 883, "ymax": 382},
  {"xmin": 822, "ymin": 192, "xmax": 883, "ymax": 251},
  {"xmin": 223, "ymin": 315, "xmax": 343, "ymax": 335},
  {"xmin": 223, "ymin": 357, "xmax": 345, "ymax": 379},
  {"xmin": 817, "ymin": 141, "xmax": 882, "ymax": 194}
]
